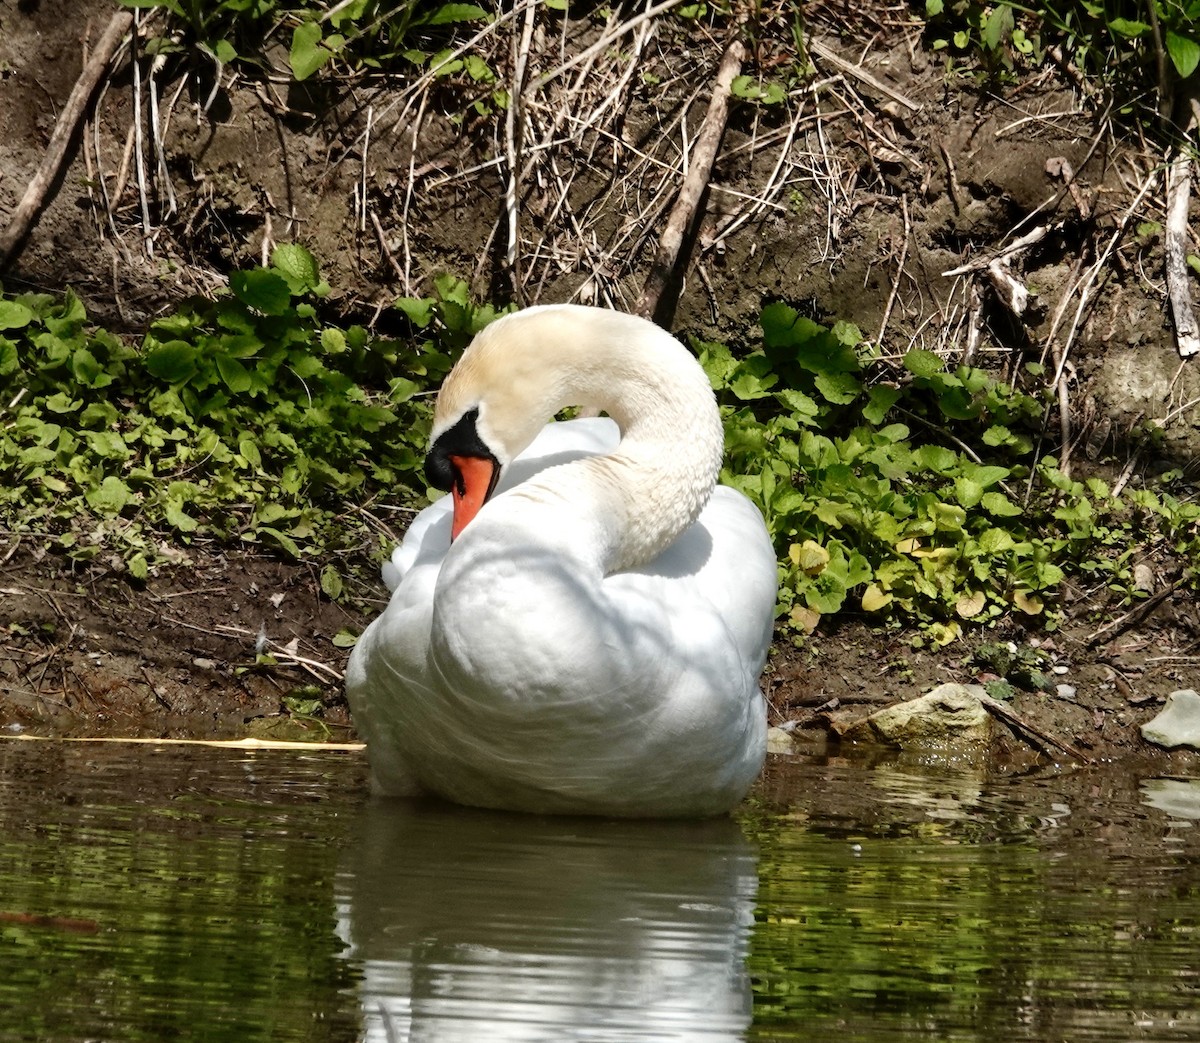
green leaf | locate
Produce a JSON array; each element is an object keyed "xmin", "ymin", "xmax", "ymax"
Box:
[
  {"xmin": 953, "ymin": 476, "xmax": 984, "ymax": 507},
  {"xmin": 332, "ymin": 629, "xmax": 359, "ymax": 648},
  {"xmin": 230, "ymin": 269, "xmax": 292, "ymax": 315},
  {"xmin": 925, "ymin": 0, "xmax": 944, "ymax": 14},
  {"xmin": 86, "ymin": 431, "xmax": 129, "ymax": 459},
  {"xmin": 1108, "ymin": 16, "xmax": 1150, "ymax": 38},
  {"xmin": 71, "ymin": 347, "xmax": 104, "ymax": 386},
  {"xmin": 127, "ymin": 552, "xmax": 149, "ymax": 581},
  {"xmin": 239, "ymin": 436, "xmax": 262, "ymax": 468},
  {"xmin": 395, "ymin": 297, "xmax": 435, "ymax": 328},
  {"xmin": 259, "ymin": 525, "xmax": 302, "ymax": 558},
  {"xmin": 0, "ymin": 337, "xmax": 20, "ymax": 376},
  {"xmin": 914, "ymin": 444, "xmax": 958, "ymax": 473},
  {"xmin": 903, "ymin": 348, "xmax": 944, "ymax": 378},
  {"xmin": 272, "ymin": 244, "xmax": 321, "ymax": 294},
  {"xmin": 44, "ymin": 391, "xmax": 81, "ymax": 413},
  {"xmin": 0, "ymin": 299, "xmax": 33, "ymax": 331},
  {"xmin": 144, "ymin": 340, "xmax": 198, "ymax": 383},
  {"xmin": 320, "ymin": 565, "xmax": 343, "ymax": 600},
  {"xmin": 86, "ymin": 475, "xmax": 131, "ymax": 514},
  {"xmin": 290, "ymin": 21, "xmax": 330, "ymax": 81},
  {"xmin": 321, "ymin": 328, "xmax": 347, "ymax": 354},
  {"xmin": 463, "ymin": 54, "xmax": 494, "ymax": 82},
  {"xmin": 760, "ymin": 302, "xmax": 802, "ymax": 346},
  {"xmin": 982, "ymin": 4, "xmax": 1013, "ymax": 51},
  {"xmin": 421, "ymin": 3, "xmax": 489, "ymax": 25},
  {"xmin": 862, "ymin": 385, "xmax": 901, "ymax": 424},
  {"xmin": 1166, "ymin": 30, "xmax": 1200, "ymax": 78},
  {"xmin": 216, "ymin": 354, "xmax": 252, "ymax": 393},
  {"xmin": 210, "ymin": 39, "xmax": 237, "ymax": 65},
  {"xmin": 814, "ymin": 371, "xmax": 860, "ymax": 404},
  {"xmin": 981, "ymin": 491, "xmax": 1022, "ymax": 517},
  {"xmin": 165, "ymin": 498, "xmax": 200, "ymax": 532},
  {"xmin": 775, "ymin": 387, "xmax": 820, "ymax": 420}
]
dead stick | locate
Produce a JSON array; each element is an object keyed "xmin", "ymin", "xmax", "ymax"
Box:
[
  {"xmin": 808, "ymin": 38, "xmax": 922, "ymax": 113},
  {"xmin": 1087, "ymin": 578, "xmax": 1185, "ymax": 648},
  {"xmin": 0, "ymin": 10, "xmax": 134, "ymax": 268},
  {"xmin": 978, "ymin": 693, "xmax": 1091, "ymax": 764},
  {"xmin": 1165, "ymin": 147, "xmax": 1199, "ymax": 358},
  {"xmin": 635, "ymin": 35, "xmax": 744, "ymax": 323}
]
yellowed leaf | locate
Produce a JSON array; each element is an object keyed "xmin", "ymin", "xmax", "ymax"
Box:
[
  {"xmin": 895, "ymin": 537, "xmax": 921, "ymax": 554},
  {"xmin": 1012, "ymin": 589, "xmax": 1044, "ymax": 615},
  {"xmin": 956, "ymin": 590, "xmax": 986, "ymax": 617},
  {"xmin": 789, "ymin": 604, "xmax": 821, "ymax": 633},
  {"xmin": 861, "ymin": 583, "xmax": 893, "ymax": 612},
  {"xmin": 788, "ymin": 539, "xmax": 829, "ymax": 576},
  {"xmin": 928, "ymin": 620, "xmax": 961, "ymax": 646},
  {"xmin": 911, "ymin": 546, "xmax": 957, "ymax": 564}
]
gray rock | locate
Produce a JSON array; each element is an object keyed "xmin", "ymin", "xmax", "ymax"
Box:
[
  {"xmin": 836, "ymin": 683, "xmax": 991, "ymax": 747},
  {"xmin": 1141, "ymin": 689, "xmax": 1200, "ymax": 750},
  {"xmin": 766, "ymin": 726, "xmax": 796, "ymax": 754}
]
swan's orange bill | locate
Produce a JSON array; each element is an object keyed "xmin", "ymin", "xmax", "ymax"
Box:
[{"xmin": 448, "ymin": 454, "xmax": 496, "ymax": 540}]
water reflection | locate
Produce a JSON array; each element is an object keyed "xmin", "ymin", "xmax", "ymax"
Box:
[
  {"xmin": 1142, "ymin": 777, "xmax": 1200, "ymax": 821},
  {"xmin": 746, "ymin": 760, "xmax": 1200, "ymax": 1041},
  {"xmin": 3, "ymin": 741, "xmax": 1199, "ymax": 1042},
  {"xmin": 336, "ymin": 799, "xmax": 758, "ymax": 1042}
]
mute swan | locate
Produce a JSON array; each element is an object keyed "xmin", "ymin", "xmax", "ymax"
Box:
[{"xmin": 345, "ymin": 304, "xmax": 777, "ymax": 817}]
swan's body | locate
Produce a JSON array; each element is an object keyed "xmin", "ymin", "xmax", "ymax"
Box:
[{"xmin": 345, "ymin": 305, "xmax": 777, "ymax": 817}]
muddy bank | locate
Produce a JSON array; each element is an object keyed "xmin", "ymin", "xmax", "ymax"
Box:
[{"xmin": 0, "ymin": 2, "xmax": 1198, "ymax": 769}]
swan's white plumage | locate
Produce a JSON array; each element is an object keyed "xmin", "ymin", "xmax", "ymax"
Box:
[{"xmin": 345, "ymin": 305, "xmax": 777, "ymax": 817}]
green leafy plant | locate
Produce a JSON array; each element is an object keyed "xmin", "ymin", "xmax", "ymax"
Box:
[
  {"xmin": 698, "ymin": 301, "xmax": 1199, "ymax": 636},
  {"xmin": 118, "ymin": 0, "xmax": 494, "ymax": 84},
  {"xmin": 921, "ymin": 0, "xmax": 1200, "ymax": 117},
  {"xmin": 3, "ymin": 263, "xmax": 1196, "ymax": 642},
  {"xmin": 0, "ymin": 249, "xmax": 490, "ymax": 575}
]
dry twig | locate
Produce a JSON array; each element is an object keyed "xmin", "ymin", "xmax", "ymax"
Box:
[
  {"xmin": 635, "ymin": 35, "xmax": 745, "ymax": 323},
  {"xmin": 0, "ymin": 10, "xmax": 134, "ymax": 268},
  {"xmin": 978, "ymin": 693, "xmax": 1091, "ymax": 764},
  {"xmin": 1164, "ymin": 140, "xmax": 1199, "ymax": 358},
  {"xmin": 807, "ymin": 37, "xmax": 922, "ymax": 113}
]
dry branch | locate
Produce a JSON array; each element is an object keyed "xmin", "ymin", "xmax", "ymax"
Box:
[
  {"xmin": 978, "ymin": 693, "xmax": 1091, "ymax": 764},
  {"xmin": 1165, "ymin": 148, "xmax": 1199, "ymax": 359},
  {"xmin": 0, "ymin": 10, "xmax": 133, "ymax": 268},
  {"xmin": 807, "ymin": 38, "xmax": 922, "ymax": 113},
  {"xmin": 635, "ymin": 35, "xmax": 745, "ymax": 324}
]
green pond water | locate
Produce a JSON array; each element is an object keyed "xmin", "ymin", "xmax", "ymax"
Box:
[{"xmin": 0, "ymin": 739, "xmax": 1197, "ymax": 1042}]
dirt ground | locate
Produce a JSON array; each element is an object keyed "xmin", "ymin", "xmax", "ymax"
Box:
[{"xmin": 0, "ymin": 0, "xmax": 1198, "ymax": 767}]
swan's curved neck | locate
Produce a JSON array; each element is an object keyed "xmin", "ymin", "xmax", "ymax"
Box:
[{"xmin": 435, "ymin": 306, "xmax": 725, "ymax": 573}]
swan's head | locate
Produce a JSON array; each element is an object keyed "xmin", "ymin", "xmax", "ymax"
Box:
[
  {"xmin": 423, "ymin": 304, "xmax": 722, "ymax": 549},
  {"xmin": 425, "ymin": 307, "xmax": 584, "ymax": 541}
]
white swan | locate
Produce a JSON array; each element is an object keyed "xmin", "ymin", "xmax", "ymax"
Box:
[{"xmin": 345, "ymin": 304, "xmax": 777, "ymax": 817}]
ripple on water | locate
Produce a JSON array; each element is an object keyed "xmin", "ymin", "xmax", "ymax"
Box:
[{"xmin": 1, "ymin": 740, "xmax": 1198, "ymax": 1042}]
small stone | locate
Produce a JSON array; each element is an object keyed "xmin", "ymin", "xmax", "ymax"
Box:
[
  {"xmin": 1141, "ymin": 690, "xmax": 1200, "ymax": 750},
  {"xmin": 766, "ymin": 727, "xmax": 796, "ymax": 754},
  {"xmin": 192, "ymin": 657, "xmax": 218, "ymax": 670},
  {"xmin": 836, "ymin": 683, "xmax": 991, "ymax": 747},
  {"xmin": 1052, "ymin": 664, "xmax": 1069, "ymax": 675},
  {"xmin": 1056, "ymin": 684, "xmax": 1076, "ymax": 699}
]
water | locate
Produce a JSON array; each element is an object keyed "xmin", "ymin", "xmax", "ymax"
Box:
[{"xmin": 0, "ymin": 739, "xmax": 1197, "ymax": 1042}]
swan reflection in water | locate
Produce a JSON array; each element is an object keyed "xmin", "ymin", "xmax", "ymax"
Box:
[{"xmin": 335, "ymin": 798, "xmax": 758, "ymax": 1042}]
